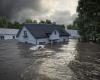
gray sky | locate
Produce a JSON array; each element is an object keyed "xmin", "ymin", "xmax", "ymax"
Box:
[{"xmin": 0, "ymin": 0, "xmax": 78, "ymax": 25}]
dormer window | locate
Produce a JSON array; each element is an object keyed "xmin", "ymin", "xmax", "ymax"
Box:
[{"xmin": 23, "ymin": 31, "xmax": 28, "ymax": 38}]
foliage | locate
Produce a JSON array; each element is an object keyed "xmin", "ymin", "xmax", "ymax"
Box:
[
  {"xmin": 76, "ymin": 0, "xmax": 100, "ymax": 42},
  {"xmin": 25, "ymin": 19, "xmax": 33, "ymax": 23},
  {"xmin": 13, "ymin": 21, "xmax": 21, "ymax": 29},
  {"xmin": 0, "ymin": 17, "xmax": 56, "ymax": 29},
  {"xmin": 45, "ymin": 19, "xmax": 52, "ymax": 24},
  {"xmin": 39, "ymin": 20, "xmax": 46, "ymax": 24},
  {"xmin": 67, "ymin": 23, "xmax": 79, "ymax": 30},
  {"xmin": 0, "ymin": 17, "xmax": 21, "ymax": 29},
  {"xmin": 33, "ymin": 20, "xmax": 38, "ymax": 24},
  {"xmin": 25, "ymin": 19, "xmax": 38, "ymax": 24},
  {"xmin": 0, "ymin": 17, "xmax": 9, "ymax": 28},
  {"xmin": 39, "ymin": 19, "xmax": 52, "ymax": 24}
]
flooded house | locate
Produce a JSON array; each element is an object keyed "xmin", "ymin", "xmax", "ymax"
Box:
[
  {"xmin": 17, "ymin": 24, "xmax": 70, "ymax": 45},
  {"xmin": 66, "ymin": 29, "xmax": 80, "ymax": 39},
  {"xmin": 0, "ymin": 28, "xmax": 19, "ymax": 40}
]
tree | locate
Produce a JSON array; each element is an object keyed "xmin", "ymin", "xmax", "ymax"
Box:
[
  {"xmin": 45, "ymin": 19, "xmax": 52, "ymax": 24},
  {"xmin": 8, "ymin": 22, "xmax": 13, "ymax": 28},
  {"xmin": 0, "ymin": 17, "xmax": 9, "ymax": 28},
  {"xmin": 39, "ymin": 20, "xmax": 52, "ymax": 24},
  {"xmin": 67, "ymin": 23, "xmax": 79, "ymax": 30},
  {"xmin": 13, "ymin": 21, "xmax": 21, "ymax": 29},
  {"xmin": 76, "ymin": 0, "xmax": 100, "ymax": 42},
  {"xmin": 25, "ymin": 19, "xmax": 33, "ymax": 23},
  {"xmin": 39, "ymin": 20, "xmax": 46, "ymax": 24},
  {"xmin": 33, "ymin": 20, "xmax": 38, "ymax": 24}
]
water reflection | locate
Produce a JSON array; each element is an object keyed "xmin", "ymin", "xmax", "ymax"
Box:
[
  {"xmin": 23, "ymin": 39, "xmax": 78, "ymax": 80},
  {"xmin": 0, "ymin": 40, "xmax": 78, "ymax": 80},
  {"xmin": 0, "ymin": 40, "xmax": 33, "ymax": 80}
]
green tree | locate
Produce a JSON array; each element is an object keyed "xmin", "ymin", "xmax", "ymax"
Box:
[
  {"xmin": 39, "ymin": 20, "xmax": 46, "ymax": 24},
  {"xmin": 33, "ymin": 20, "xmax": 38, "ymax": 24},
  {"xmin": 76, "ymin": 0, "xmax": 100, "ymax": 42},
  {"xmin": 67, "ymin": 23, "xmax": 79, "ymax": 30},
  {"xmin": 13, "ymin": 21, "xmax": 21, "ymax": 29},
  {"xmin": 0, "ymin": 17, "xmax": 9, "ymax": 28},
  {"xmin": 39, "ymin": 20, "xmax": 52, "ymax": 24},
  {"xmin": 45, "ymin": 19, "xmax": 52, "ymax": 24},
  {"xmin": 25, "ymin": 19, "xmax": 33, "ymax": 23}
]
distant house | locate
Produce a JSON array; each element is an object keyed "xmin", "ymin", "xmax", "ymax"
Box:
[
  {"xmin": 66, "ymin": 29, "xmax": 80, "ymax": 39},
  {"xmin": 0, "ymin": 28, "xmax": 19, "ymax": 40},
  {"xmin": 17, "ymin": 24, "xmax": 70, "ymax": 45}
]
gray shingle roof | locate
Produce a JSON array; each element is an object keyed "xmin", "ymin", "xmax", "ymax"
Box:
[{"xmin": 17, "ymin": 24, "xmax": 69, "ymax": 38}]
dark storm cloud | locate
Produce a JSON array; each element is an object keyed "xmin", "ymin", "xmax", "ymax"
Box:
[
  {"xmin": 0, "ymin": 0, "xmax": 77, "ymax": 24},
  {"xmin": 0, "ymin": 0, "xmax": 41, "ymax": 19}
]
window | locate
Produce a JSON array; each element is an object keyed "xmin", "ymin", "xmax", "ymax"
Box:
[
  {"xmin": 0, "ymin": 36, "xmax": 4, "ymax": 40},
  {"xmin": 54, "ymin": 31, "xmax": 57, "ymax": 35},
  {"xmin": 23, "ymin": 31, "xmax": 28, "ymax": 38},
  {"xmin": 39, "ymin": 42, "xmax": 45, "ymax": 45},
  {"xmin": 13, "ymin": 36, "xmax": 15, "ymax": 39}
]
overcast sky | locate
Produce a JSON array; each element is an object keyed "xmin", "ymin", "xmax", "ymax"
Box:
[{"xmin": 0, "ymin": 0, "xmax": 78, "ymax": 25}]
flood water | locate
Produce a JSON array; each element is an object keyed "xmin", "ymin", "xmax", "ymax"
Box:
[{"xmin": 0, "ymin": 39, "xmax": 78, "ymax": 80}]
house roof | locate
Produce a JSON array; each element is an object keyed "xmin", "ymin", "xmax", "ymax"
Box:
[
  {"xmin": 0, "ymin": 28, "xmax": 19, "ymax": 35},
  {"xmin": 17, "ymin": 24, "xmax": 70, "ymax": 38}
]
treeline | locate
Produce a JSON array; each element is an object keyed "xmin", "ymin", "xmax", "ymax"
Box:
[
  {"xmin": 0, "ymin": 17, "xmax": 56, "ymax": 29},
  {"xmin": 75, "ymin": 0, "xmax": 100, "ymax": 43},
  {"xmin": 67, "ymin": 22, "xmax": 79, "ymax": 30},
  {"xmin": 0, "ymin": 17, "xmax": 21, "ymax": 29}
]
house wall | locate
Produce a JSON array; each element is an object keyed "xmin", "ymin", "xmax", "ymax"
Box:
[
  {"xmin": 37, "ymin": 38, "xmax": 49, "ymax": 44},
  {"xmin": 0, "ymin": 34, "xmax": 17, "ymax": 40},
  {"xmin": 49, "ymin": 30, "xmax": 69, "ymax": 42},
  {"xmin": 59, "ymin": 36, "xmax": 69, "ymax": 42},
  {"xmin": 4, "ymin": 35, "xmax": 13, "ymax": 40},
  {"xmin": 66, "ymin": 29, "xmax": 80, "ymax": 39},
  {"xmin": 49, "ymin": 30, "xmax": 60, "ymax": 40},
  {"xmin": 17, "ymin": 27, "xmax": 37, "ymax": 44},
  {"xmin": 36, "ymin": 37, "xmax": 69, "ymax": 44},
  {"xmin": 0, "ymin": 28, "xmax": 18, "ymax": 40},
  {"xmin": 36, "ymin": 30, "xmax": 69, "ymax": 44},
  {"xmin": 17, "ymin": 27, "xmax": 69, "ymax": 45}
]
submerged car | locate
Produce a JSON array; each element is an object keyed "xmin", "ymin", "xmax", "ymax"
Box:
[{"xmin": 30, "ymin": 45, "xmax": 45, "ymax": 51}]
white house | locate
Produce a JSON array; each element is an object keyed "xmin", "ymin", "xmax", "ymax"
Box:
[
  {"xmin": 17, "ymin": 24, "xmax": 70, "ymax": 45},
  {"xmin": 66, "ymin": 29, "xmax": 80, "ymax": 39},
  {"xmin": 0, "ymin": 28, "xmax": 19, "ymax": 40}
]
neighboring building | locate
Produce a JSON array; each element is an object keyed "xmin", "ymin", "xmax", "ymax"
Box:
[
  {"xmin": 17, "ymin": 24, "xmax": 70, "ymax": 45},
  {"xmin": 66, "ymin": 29, "xmax": 80, "ymax": 39},
  {"xmin": 0, "ymin": 28, "xmax": 19, "ymax": 40}
]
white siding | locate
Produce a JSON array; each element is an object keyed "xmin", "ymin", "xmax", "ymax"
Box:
[
  {"xmin": 59, "ymin": 37, "xmax": 69, "ymax": 42},
  {"xmin": 49, "ymin": 30, "xmax": 60, "ymax": 40},
  {"xmin": 0, "ymin": 28, "xmax": 18, "ymax": 40},
  {"xmin": 17, "ymin": 28, "xmax": 69, "ymax": 45},
  {"xmin": 37, "ymin": 38, "xmax": 49, "ymax": 44},
  {"xmin": 4, "ymin": 35, "xmax": 16, "ymax": 39},
  {"xmin": 17, "ymin": 27, "xmax": 36, "ymax": 44},
  {"xmin": 66, "ymin": 29, "xmax": 80, "ymax": 39}
]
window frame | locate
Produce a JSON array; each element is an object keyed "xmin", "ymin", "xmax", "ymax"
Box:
[{"xmin": 23, "ymin": 31, "xmax": 28, "ymax": 38}]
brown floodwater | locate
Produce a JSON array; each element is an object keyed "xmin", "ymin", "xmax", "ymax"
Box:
[{"xmin": 0, "ymin": 39, "xmax": 78, "ymax": 80}]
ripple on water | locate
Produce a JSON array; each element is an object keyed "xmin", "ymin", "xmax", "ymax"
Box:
[{"xmin": 23, "ymin": 40, "xmax": 78, "ymax": 80}]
